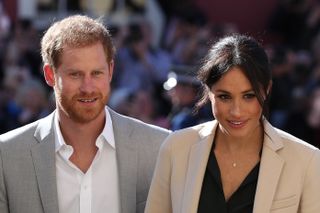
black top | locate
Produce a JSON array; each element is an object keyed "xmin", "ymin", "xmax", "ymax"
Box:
[{"xmin": 197, "ymin": 144, "xmax": 260, "ymax": 213}]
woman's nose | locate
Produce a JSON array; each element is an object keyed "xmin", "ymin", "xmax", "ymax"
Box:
[{"xmin": 230, "ymin": 100, "xmax": 242, "ymax": 117}]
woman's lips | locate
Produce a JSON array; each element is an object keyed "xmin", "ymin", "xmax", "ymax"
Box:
[{"xmin": 227, "ymin": 120, "xmax": 247, "ymax": 129}]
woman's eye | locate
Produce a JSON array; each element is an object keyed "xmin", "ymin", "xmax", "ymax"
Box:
[
  {"xmin": 244, "ymin": 93, "xmax": 256, "ymax": 99},
  {"xmin": 218, "ymin": 94, "xmax": 230, "ymax": 100}
]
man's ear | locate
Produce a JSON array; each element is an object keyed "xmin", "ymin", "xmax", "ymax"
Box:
[
  {"xmin": 108, "ymin": 60, "xmax": 114, "ymax": 83},
  {"xmin": 43, "ymin": 64, "xmax": 55, "ymax": 87}
]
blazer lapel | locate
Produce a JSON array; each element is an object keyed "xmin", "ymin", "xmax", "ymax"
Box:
[
  {"xmin": 181, "ymin": 121, "xmax": 217, "ymax": 213},
  {"xmin": 109, "ymin": 109, "xmax": 137, "ymax": 213},
  {"xmin": 31, "ymin": 113, "xmax": 59, "ymax": 213},
  {"xmin": 253, "ymin": 121, "xmax": 284, "ymax": 213}
]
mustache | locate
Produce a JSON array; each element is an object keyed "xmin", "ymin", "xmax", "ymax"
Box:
[{"xmin": 73, "ymin": 92, "xmax": 102, "ymax": 99}]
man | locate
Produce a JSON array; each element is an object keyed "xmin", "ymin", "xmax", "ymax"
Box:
[{"xmin": 0, "ymin": 15, "xmax": 170, "ymax": 213}]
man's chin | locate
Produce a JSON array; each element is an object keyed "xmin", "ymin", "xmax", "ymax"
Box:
[
  {"xmin": 70, "ymin": 113, "xmax": 101, "ymax": 124},
  {"xmin": 67, "ymin": 106, "xmax": 105, "ymax": 124}
]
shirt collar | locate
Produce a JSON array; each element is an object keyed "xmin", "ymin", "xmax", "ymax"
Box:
[
  {"xmin": 101, "ymin": 107, "xmax": 116, "ymax": 149},
  {"xmin": 54, "ymin": 107, "xmax": 116, "ymax": 152},
  {"xmin": 54, "ymin": 112, "xmax": 65, "ymax": 152}
]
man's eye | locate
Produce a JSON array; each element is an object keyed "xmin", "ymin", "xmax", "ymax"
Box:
[
  {"xmin": 92, "ymin": 71, "xmax": 103, "ymax": 76},
  {"xmin": 70, "ymin": 72, "xmax": 81, "ymax": 78}
]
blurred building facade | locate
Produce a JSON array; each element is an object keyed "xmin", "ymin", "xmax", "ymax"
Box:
[{"xmin": 0, "ymin": 0, "xmax": 319, "ymax": 148}]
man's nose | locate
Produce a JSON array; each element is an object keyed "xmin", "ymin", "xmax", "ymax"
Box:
[{"xmin": 80, "ymin": 76, "xmax": 95, "ymax": 93}]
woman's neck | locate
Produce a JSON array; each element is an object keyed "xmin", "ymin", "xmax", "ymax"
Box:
[{"xmin": 215, "ymin": 124, "xmax": 263, "ymax": 154}]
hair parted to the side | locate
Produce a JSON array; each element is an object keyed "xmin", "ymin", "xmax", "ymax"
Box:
[
  {"xmin": 196, "ymin": 34, "xmax": 272, "ymax": 118},
  {"xmin": 41, "ymin": 15, "xmax": 115, "ymax": 69}
]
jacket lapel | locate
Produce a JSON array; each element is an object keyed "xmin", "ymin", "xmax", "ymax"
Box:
[
  {"xmin": 253, "ymin": 121, "xmax": 284, "ymax": 213},
  {"xmin": 109, "ymin": 109, "xmax": 137, "ymax": 213},
  {"xmin": 181, "ymin": 121, "xmax": 217, "ymax": 213},
  {"xmin": 31, "ymin": 112, "xmax": 59, "ymax": 213}
]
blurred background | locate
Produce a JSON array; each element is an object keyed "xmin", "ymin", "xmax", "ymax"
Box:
[{"xmin": 0, "ymin": 0, "xmax": 319, "ymax": 148}]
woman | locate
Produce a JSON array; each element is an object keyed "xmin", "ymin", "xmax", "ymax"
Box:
[{"xmin": 145, "ymin": 35, "xmax": 320, "ymax": 213}]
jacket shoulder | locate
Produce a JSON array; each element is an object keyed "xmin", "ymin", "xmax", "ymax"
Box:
[
  {"xmin": 0, "ymin": 120, "xmax": 40, "ymax": 144},
  {"xmin": 162, "ymin": 121, "xmax": 215, "ymax": 150},
  {"xmin": 108, "ymin": 107, "xmax": 171, "ymax": 136},
  {"xmin": 0, "ymin": 112, "xmax": 54, "ymax": 146}
]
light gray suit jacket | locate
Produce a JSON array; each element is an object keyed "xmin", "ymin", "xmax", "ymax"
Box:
[{"xmin": 0, "ymin": 107, "xmax": 170, "ymax": 213}]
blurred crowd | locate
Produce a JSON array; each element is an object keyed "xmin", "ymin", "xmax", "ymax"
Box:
[{"xmin": 0, "ymin": 0, "xmax": 319, "ymax": 148}]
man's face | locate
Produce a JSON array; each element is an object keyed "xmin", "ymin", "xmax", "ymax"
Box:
[{"xmin": 47, "ymin": 42, "xmax": 113, "ymax": 123}]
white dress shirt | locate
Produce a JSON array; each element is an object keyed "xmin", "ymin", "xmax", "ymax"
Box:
[{"xmin": 54, "ymin": 108, "xmax": 120, "ymax": 213}]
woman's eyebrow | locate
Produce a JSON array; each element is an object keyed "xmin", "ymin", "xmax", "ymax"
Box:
[{"xmin": 214, "ymin": 89, "xmax": 254, "ymax": 94}]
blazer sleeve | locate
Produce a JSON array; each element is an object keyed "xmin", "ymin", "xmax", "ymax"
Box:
[
  {"xmin": 299, "ymin": 149, "xmax": 320, "ymax": 212},
  {"xmin": 0, "ymin": 148, "xmax": 9, "ymax": 213},
  {"xmin": 145, "ymin": 139, "xmax": 173, "ymax": 213}
]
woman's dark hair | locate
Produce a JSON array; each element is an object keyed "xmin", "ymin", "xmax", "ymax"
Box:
[{"xmin": 196, "ymin": 34, "xmax": 272, "ymax": 118}]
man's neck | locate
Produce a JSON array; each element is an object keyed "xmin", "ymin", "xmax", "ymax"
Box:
[
  {"xmin": 57, "ymin": 110, "xmax": 105, "ymax": 149},
  {"xmin": 57, "ymin": 110, "xmax": 106, "ymax": 173}
]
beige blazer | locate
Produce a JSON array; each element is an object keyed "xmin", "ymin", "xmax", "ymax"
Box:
[{"xmin": 145, "ymin": 120, "xmax": 320, "ymax": 213}]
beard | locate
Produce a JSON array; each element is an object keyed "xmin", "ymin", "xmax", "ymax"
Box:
[{"xmin": 56, "ymin": 91, "xmax": 108, "ymax": 124}]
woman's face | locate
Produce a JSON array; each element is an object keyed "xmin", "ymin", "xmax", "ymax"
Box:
[{"xmin": 209, "ymin": 67, "xmax": 263, "ymax": 139}]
